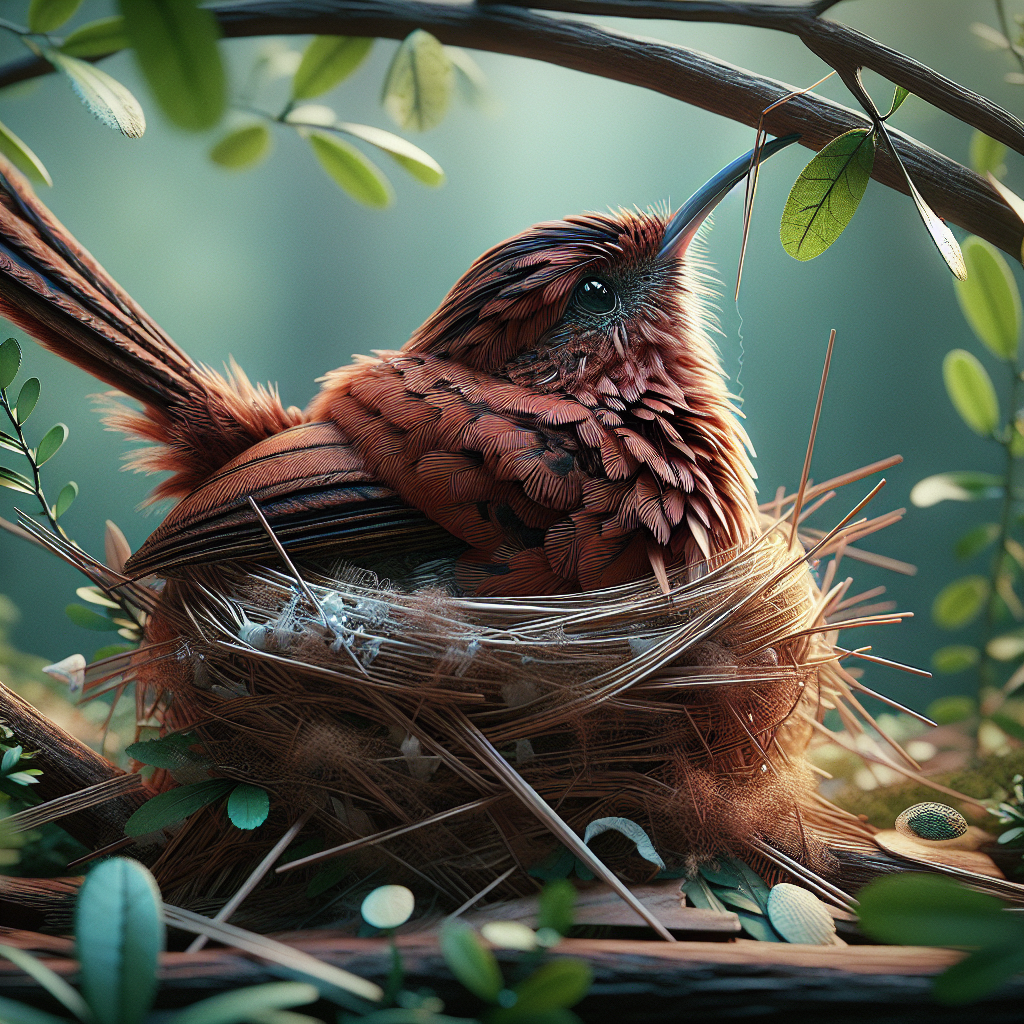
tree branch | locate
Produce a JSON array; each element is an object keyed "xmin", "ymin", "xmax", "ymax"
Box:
[{"xmin": 0, "ymin": 0, "xmax": 1019, "ymax": 259}]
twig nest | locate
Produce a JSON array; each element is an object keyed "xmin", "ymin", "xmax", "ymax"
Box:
[
  {"xmin": 766, "ymin": 883, "xmax": 837, "ymax": 945},
  {"xmin": 895, "ymin": 802, "xmax": 968, "ymax": 842}
]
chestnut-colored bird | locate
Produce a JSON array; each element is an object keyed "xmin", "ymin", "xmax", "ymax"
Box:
[{"xmin": 0, "ymin": 137, "xmax": 796, "ymax": 595}]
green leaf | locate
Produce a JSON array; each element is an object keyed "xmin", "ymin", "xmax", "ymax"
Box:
[
  {"xmin": 306, "ymin": 856, "xmax": 350, "ymax": 899},
  {"xmin": 55, "ymin": 480, "xmax": 78, "ymax": 518},
  {"xmin": 932, "ymin": 576, "xmax": 988, "ymax": 629},
  {"xmin": 495, "ymin": 959, "xmax": 592, "ymax": 1019},
  {"xmin": 987, "ymin": 633, "xmax": 1024, "ymax": 661},
  {"xmin": 0, "ymin": 944, "xmax": 91, "ymax": 1023},
  {"xmin": 910, "ymin": 472, "xmax": 1004, "ymax": 507},
  {"xmin": 60, "ymin": 16, "xmax": 129, "ymax": 57},
  {"xmin": 447, "ymin": 47, "xmax": 490, "ymax": 109},
  {"xmin": 29, "ymin": 0, "xmax": 83, "ymax": 33},
  {"xmin": 292, "ymin": 36, "xmax": 373, "ymax": 100},
  {"xmin": 933, "ymin": 941, "xmax": 1024, "ymax": 1005},
  {"xmin": 15, "ymin": 377, "xmax": 40, "ymax": 423},
  {"xmin": 537, "ymin": 878, "xmax": 576, "ymax": 936},
  {"xmin": 308, "ymin": 132, "xmax": 392, "ymax": 208},
  {"xmin": 954, "ymin": 237, "xmax": 1021, "ymax": 360},
  {"xmin": 125, "ymin": 778, "xmax": 233, "ymax": 836},
  {"xmin": 0, "ymin": 118, "xmax": 52, "ymax": 186},
  {"xmin": 334, "ymin": 122, "xmax": 444, "ymax": 186},
  {"xmin": 0, "ymin": 467, "xmax": 34, "ymax": 494},
  {"xmin": 582, "ymin": 816, "xmax": 665, "ymax": 870},
  {"xmin": 92, "ymin": 642, "xmax": 135, "ymax": 660},
  {"xmin": 66, "ymin": 603, "xmax": 119, "ymax": 631},
  {"xmin": 990, "ymin": 712, "xmax": 1024, "ymax": 742},
  {"xmin": 124, "ymin": 732, "xmax": 210, "ymax": 769},
  {"xmin": 0, "ymin": 429, "xmax": 20, "ymax": 454},
  {"xmin": 885, "ymin": 86, "xmax": 910, "ymax": 118},
  {"xmin": 167, "ymin": 982, "xmax": 319, "ymax": 1024},
  {"xmin": 927, "ymin": 694, "xmax": 977, "ymax": 723},
  {"xmin": 681, "ymin": 875, "xmax": 728, "ymax": 913},
  {"xmin": 0, "ymin": 338, "xmax": 21, "ymax": 391},
  {"xmin": 0, "ymin": 995, "xmax": 76, "ymax": 1024},
  {"xmin": 438, "ymin": 922, "xmax": 502, "ymax": 1002},
  {"xmin": 118, "ymin": 0, "xmax": 224, "ymax": 131},
  {"xmin": 780, "ymin": 129, "xmax": 875, "ymax": 260},
  {"xmin": 381, "ymin": 30, "xmax": 454, "ymax": 132},
  {"xmin": 955, "ymin": 523, "xmax": 1000, "ymax": 560},
  {"xmin": 943, "ymin": 349, "xmax": 999, "ymax": 436},
  {"xmin": 227, "ymin": 783, "xmax": 270, "ymax": 829},
  {"xmin": 970, "ymin": 131, "xmax": 1008, "ymax": 179},
  {"xmin": 44, "ymin": 49, "xmax": 145, "ymax": 137},
  {"xmin": 209, "ymin": 124, "xmax": 272, "ymax": 169},
  {"xmin": 931, "ymin": 646, "xmax": 980, "ymax": 675},
  {"xmin": 35, "ymin": 423, "xmax": 68, "ymax": 466},
  {"xmin": 76, "ymin": 858, "xmax": 165, "ymax": 1024}
]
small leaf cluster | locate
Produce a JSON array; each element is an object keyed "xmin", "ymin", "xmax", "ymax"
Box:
[
  {"xmin": 682, "ymin": 856, "xmax": 781, "ymax": 942},
  {"xmin": 123, "ymin": 732, "xmax": 271, "ymax": 832},
  {"xmin": 857, "ymin": 873, "xmax": 1024, "ymax": 1004},
  {"xmin": 989, "ymin": 772, "xmax": 1024, "ymax": 851},
  {"xmin": 780, "ymin": 85, "xmax": 965, "ymax": 279},
  {"xmin": 0, "ymin": 734, "xmax": 42, "ymax": 793}
]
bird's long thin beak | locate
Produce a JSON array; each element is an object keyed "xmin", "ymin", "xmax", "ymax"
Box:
[{"xmin": 659, "ymin": 134, "xmax": 801, "ymax": 259}]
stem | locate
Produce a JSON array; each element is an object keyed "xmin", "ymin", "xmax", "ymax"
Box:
[
  {"xmin": 0, "ymin": 391, "xmax": 64, "ymax": 537},
  {"xmin": 995, "ymin": 0, "xmax": 1024, "ymax": 78}
]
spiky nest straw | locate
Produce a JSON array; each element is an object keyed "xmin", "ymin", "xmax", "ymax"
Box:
[{"xmin": 22, "ymin": 455, "xmax": 923, "ymax": 921}]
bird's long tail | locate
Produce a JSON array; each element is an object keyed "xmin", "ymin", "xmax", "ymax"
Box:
[{"xmin": 0, "ymin": 156, "xmax": 303, "ymax": 501}]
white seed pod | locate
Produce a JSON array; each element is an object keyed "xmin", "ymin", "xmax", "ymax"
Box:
[
  {"xmin": 361, "ymin": 884, "xmax": 415, "ymax": 930},
  {"xmin": 895, "ymin": 802, "xmax": 968, "ymax": 842},
  {"xmin": 766, "ymin": 883, "xmax": 836, "ymax": 945}
]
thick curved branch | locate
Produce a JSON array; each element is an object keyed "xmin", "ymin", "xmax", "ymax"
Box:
[{"xmin": 0, "ymin": 0, "xmax": 1019, "ymax": 259}]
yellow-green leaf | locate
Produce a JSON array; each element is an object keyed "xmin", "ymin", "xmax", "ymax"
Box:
[
  {"xmin": 292, "ymin": 36, "xmax": 373, "ymax": 100},
  {"xmin": 55, "ymin": 480, "xmax": 78, "ymax": 518},
  {"xmin": 336, "ymin": 121, "xmax": 444, "ymax": 186},
  {"xmin": 970, "ymin": 131, "xmax": 1007, "ymax": 179},
  {"xmin": 987, "ymin": 632, "xmax": 1024, "ymax": 661},
  {"xmin": 209, "ymin": 124, "xmax": 272, "ymax": 169},
  {"xmin": 439, "ymin": 922, "xmax": 502, "ymax": 1002},
  {"xmin": 0, "ymin": 118, "xmax": 51, "ymax": 186},
  {"xmin": 942, "ymin": 349, "xmax": 999, "ymax": 435},
  {"xmin": 884, "ymin": 85, "xmax": 910, "ymax": 118},
  {"xmin": 932, "ymin": 575, "xmax": 988, "ymax": 629},
  {"xmin": 308, "ymin": 131, "xmax": 392, "ymax": 208},
  {"xmin": 954, "ymin": 237, "xmax": 1021, "ymax": 360},
  {"xmin": 910, "ymin": 472, "xmax": 1003, "ymax": 507},
  {"xmin": 60, "ymin": 16, "xmax": 130, "ymax": 58},
  {"xmin": 44, "ymin": 49, "xmax": 145, "ymax": 138},
  {"xmin": 381, "ymin": 29, "xmax": 454, "ymax": 132},
  {"xmin": 931, "ymin": 646, "xmax": 979, "ymax": 674},
  {"xmin": 119, "ymin": 0, "xmax": 224, "ymax": 132},
  {"xmin": 29, "ymin": 0, "xmax": 83, "ymax": 33},
  {"xmin": 780, "ymin": 129, "xmax": 875, "ymax": 260}
]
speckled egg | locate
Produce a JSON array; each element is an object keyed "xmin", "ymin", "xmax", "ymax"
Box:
[
  {"xmin": 766, "ymin": 883, "xmax": 837, "ymax": 945},
  {"xmin": 895, "ymin": 802, "xmax": 968, "ymax": 842}
]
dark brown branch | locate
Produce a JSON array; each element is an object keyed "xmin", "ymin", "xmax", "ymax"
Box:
[{"xmin": 0, "ymin": 0, "xmax": 1019, "ymax": 259}]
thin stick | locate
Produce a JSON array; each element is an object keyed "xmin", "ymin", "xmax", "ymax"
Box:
[
  {"xmin": 5, "ymin": 774, "xmax": 145, "ymax": 833},
  {"xmin": 790, "ymin": 329, "xmax": 837, "ymax": 549},
  {"xmin": 446, "ymin": 866, "xmax": 519, "ymax": 920},
  {"xmin": 834, "ymin": 645, "xmax": 932, "ymax": 680},
  {"xmin": 187, "ymin": 809, "xmax": 314, "ymax": 953},
  {"xmin": 66, "ymin": 835, "xmax": 137, "ymax": 869}
]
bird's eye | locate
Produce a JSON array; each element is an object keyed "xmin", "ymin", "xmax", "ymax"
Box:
[{"xmin": 572, "ymin": 278, "xmax": 617, "ymax": 315}]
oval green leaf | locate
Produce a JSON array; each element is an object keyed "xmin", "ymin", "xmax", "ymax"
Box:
[
  {"xmin": 954, "ymin": 237, "xmax": 1021, "ymax": 360},
  {"xmin": 226, "ymin": 783, "xmax": 270, "ymax": 829},
  {"xmin": 942, "ymin": 349, "xmax": 999, "ymax": 436},
  {"xmin": 125, "ymin": 732, "xmax": 210, "ymax": 769},
  {"xmin": 336, "ymin": 121, "xmax": 444, "ymax": 186},
  {"xmin": 537, "ymin": 878, "xmax": 576, "ymax": 936},
  {"xmin": 308, "ymin": 131, "xmax": 392, "ymax": 208},
  {"xmin": 955, "ymin": 522, "xmax": 1000, "ymax": 559},
  {"xmin": 29, "ymin": 0, "xmax": 83, "ymax": 33},
  {"xmin": 932, "ymin": 941, "xmax": 1024, "ymax": 1006},
  {"xmin": 910, "ymin": 472, "xmax": 1003, "ymax": 507},
  {"xmin": 448, "ymin": 46, "xmax": 491, "ymax": 109},
  {"xmin": 60, "ymin": 16, "xmax": 130, "ymax": 57},
  {"xmin": 55, "ymin": 480, "xmax": 78, "ymax": 518},
  {"xmin": 15, "ymin": 377, "xmax": 40, "ymax": 423},
  {"xmin": 931, "ymin": 645, "xmax": 980, "ymax": 674},
  {"xmin": 987, "ymin": 632, "xmax": 1024, "ymax": 661},
  {"xmin": 0, "ymin": 118, "xmax": 52, "ymax": 187},
  {"xmin": 210, "ymin": 124, "xmax": 272, "ymax": 169},
  {"xmin": 125, "ymin": 778, "xmax": 234, "ymax": 836},
  {"xmin": 971, "ymin": 131, "xmax": 1008, "ymax": 179},
  {"xmin": 884, "ymin": 85, "xmax": 910, "ymax": 118},
  {"xmin": 780, "ymin": 128, "xmax": 875, "ymax": 260},
  {"xmin": 44, "ymin": 49, "xmax": 145, "ymax": 138},
  {"xmin": 932, "ymin": 575, "xmax": 988, "ymax": 629},
  {"xmin": 0, "ymin": 338, "xmax": 21, "ymax": 391},
  {"xmin": 381, "ymin": 29, "xmax": 454, "ymax": 132},
  {"xmin": 501, "ymin": 958, "xmax": 593, "ymax": 1016},
  {"xmin": 35, "ymin": 423, "xmax": 68, "ymax": 466},
  {"xmin": 119, "ymin": 0, "xmax": 224, "ymax": 132},
  {"xmin": 439, "ymin": 921, "xmax": 502, "ymax": 1002},
  {"xmin": 926, "ymin": 694, "xmax": 977, "ymax": 724},
  {"xmin": 65, "ymin": 603, "xmax": 118, "ymax": 631},
  {"xmin": 0, "ymin": 467, "xmax": 34, "ymax": 494},
  {"xmin": 76, "ymin": 858, "xmax": 165, "ymax": 1024},
  {"xmin": 169, "ymin": 982, "xmax": 320, "ymax": 1024},
  {"xmin": 292, "ymin": 36, "xmax": 373, "ymax": 100}
]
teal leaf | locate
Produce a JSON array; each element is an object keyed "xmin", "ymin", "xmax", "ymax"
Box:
[
  {"xmin": 1, "ymin": 746, "xmax": 22, "ymax": 773},
  {"xmin": 124, "ymin": 778, "xmax": 233, "ymax": 836},
  {"xmin": 292, "ymin": 36, "xmax": 373, "ymax": 100},
  {"xmin": 970, "ymin": 131, "xmax": 1007, "ymax": 179},
  {"xmin": 0, "ymin": 467, "xmax": 34, "ymax": 494},
  {"xmin": 537, "ymin": 878, "xmax": 576, "ymax": 936},
  {"xmin": 932, "ymin": 576, "xmax": 988, "ymax": 629},
  {"xmin": 60, "ymin": 16, "xmax": 130, "ymax": 57},
  {"xmin": 44, "ymin": 49, "xmax": 145, "ymax": 137},
  {"xmin": 780, "ymin": 129, "xmax": 875, "ymax": 260},
  {"xmin": 209, "ymin": 124, "xmax": 272, "ymax": 169},
  {"xmin": 931, "ymin": 646, "xmax": 980, "ymax": 674},
  {"xmin": 954, "ymin": 237, "xmax": 1021, "ymax": 360},
  {"xmin": 125, "ymin": 732, "xmax": 210, "ymax": 769},
  {"xmin": 911, "ymin": 472, "xmax": 1004, "ymax": 507},
  {"xmin": 0, "ymin": 118, "xmax": 52, "ymax": 186},
  {"xmin": 0, "ymin": 338, "xmax": 21, "ymax": 391},
  {"xmin": 528, "ymin": 845, "xmax": 575, "ymax": 881},
  {"xmin": 714, "ymin": 888, "xmax": 763, "ymax": 915},
  {"xmin": 5, "ymin": 772, "xmax": 41, "ymax": 786},
  {"xmin": 0, "ymin": 944, "xmax": 91, "ymax": 1023},
  {"xmin": 29, "ymin": 0, "xmax": 84, "ymax": 33},
  {"xmin": 168, "ymin": 983, "xmax": 320, "ymax": 1024},
  {"xmin": 884, "ymin": 85, "xmax": 910, "ymax": 118},
  {"xmin": 54, "ymin": 481, "xmax": 78, "ymax": 518},
  {"xmin": 15, "ymin": 377, "xmax": 40, "ymax": 423},
  {"xmin": 681, "ymin": 875, "xmax": 728, "ymax": 913},
  {"xmin": 735, "ymin": 909, "xmax": 781, "ymax": 941},
  {"xmin": 335, "ymin": 122, "xmax": 444, "ymax": 186},
  {"xmin": 0, "ymin": 995, "xmax": 76, "ymax": 1024},
  {"xmin": 927, "ymin": 694, "xmax": 977, "ymax": 723},
  {"xmin": 227, "ymin": 783, "xmax": 270, "ymax": 829},
  {"xmin": 75, "ymin": 858, "xmax": 165, "ymax": 1024},
  {"xmin": 583, "ymin": 816, "xmax": 666, "ymax": 870},
  {"xmin": 66, "ymin": 603, "xmax": 119, "ymax": 631},
  {"xmin": 118, "ymin": 0, "xmax": 224, "ymax": 131},
  {"xmin": 942, "ymin": 349, "xmax": 999, "ymax": 436},
  {"xmin": 439, "ymin": 922, "xmax": 502, "ymax": 1002},
  {"xmin": 381, "ymin": 30, "xmax": 454, "ymax": 132},
  {"xmin": 308, "ymin": 132, "xmax": 392, "ymax": 208},
  {"xmin": 35, "ymin": 423, "xmax": 68, "ymax": 466}
]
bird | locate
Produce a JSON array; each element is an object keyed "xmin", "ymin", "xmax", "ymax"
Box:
[{"xmin": 0, "ymin": 136, "xmax": 798, "ymax": 597}]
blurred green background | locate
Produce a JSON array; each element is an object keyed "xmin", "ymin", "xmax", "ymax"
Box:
[{"xmin": 0, "ymin": 1, "xmax": 1017, "ymax": 716}]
